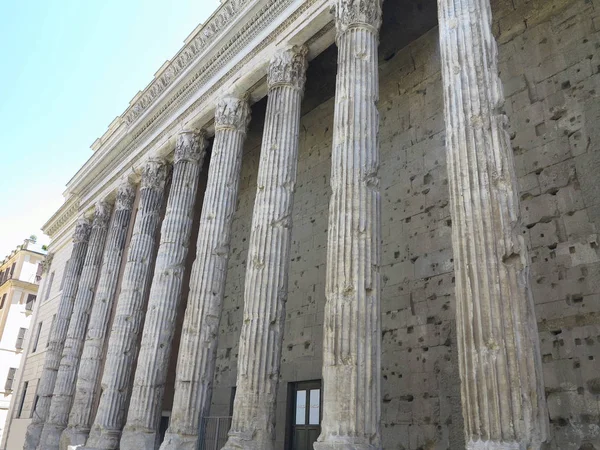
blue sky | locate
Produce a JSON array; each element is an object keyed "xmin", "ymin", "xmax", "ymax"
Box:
[{"xmin": 0, "ymin": 0, "xmax": 220, "ymax": 258}]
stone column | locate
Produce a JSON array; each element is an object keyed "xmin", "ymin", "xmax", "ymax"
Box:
[
  {"xmin": 222, "ymin": 46, "xmax": 307, "ymax": 450},
  {"xmin": 437, "ymin": 0, "xmax": 548, "ymax": 448},
  {"xmin": 81, "ymin": 159, "xmax": 168, "ymax": 450},
  {"xmin": 58, "ymin": 180, "xmax": 137, "ymax": 450},
  {"xmin": 120, "ymin": 130, "xmax": 208, "ymax": 450},
  {"xmin": 315, "ymin": 1, "xmax": 383, "ymax": 449},
  {"xmin": 160, "ymin": 96, "xmax": 250, "ymax": 450},
  {"xmin": 38, "ymin": 198, "xmax": 119, "ymax": 450},
  {"xmin": 24, "ymin": 218, "xmax": 92, "ymax": 450}
]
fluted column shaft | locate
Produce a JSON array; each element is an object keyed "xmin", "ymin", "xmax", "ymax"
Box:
[
  {"xmin": 222, "ymin": 46, "xmax": 307, "ymax": 450},
  {"xmin": 82, "ymin": 160, "xmax": 168, "ymax": 450},
  {"xmin": 437, "ymin": 0, "xmax": 548, "ymax": 448},
  {"xmin": 160, "ymin": 97, "xmax": 250, "ymax": 450},
  {"xmin": 24, "ymin": 219, "xmax": 92, "ymax": 450},
  {"xmin": 57, "ymin": 181, "xmax": 136, "ymax": 450},
  {"xmin": 316, "ymin": 1, "xmax": 382, "ymax": 449},
  {"xmin": 38, "ymin": 201, "xmax": 115, "ymax": 450},
  {"xmin": 120, "ymin": 131, "xmax": 208, "ymax": 450}
]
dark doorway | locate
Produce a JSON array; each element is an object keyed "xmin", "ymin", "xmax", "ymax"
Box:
[{"xmin": 287, "ymin": 380, "xmax": 322, "ymax": 450}]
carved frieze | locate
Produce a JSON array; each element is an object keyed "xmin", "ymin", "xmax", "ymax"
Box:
[
  {"xmin": 331, "ymin": 0, "xmax": 383, "ymax": 35},
  {"xmin": 141, "ymin": 158, "xmax": 168, "ymax": 191},
  {"xmin": 125, "ymin": 0, "xmax": 252, "ymax": 125},
  {"xmin": 174, "ymin": 130, "xmax": 208, "ymax": 164},
  {"xmin": 215, "ymin": 95, "xmax": 251, "ymax": 133},
  {"xmin": 267, "ymin": 45, "xmax": 309, "ymax": 91}
]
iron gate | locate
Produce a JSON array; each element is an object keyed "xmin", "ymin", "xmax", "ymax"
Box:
[{"xmin": 198, "ymin": 416, "xmax": 232, "ymax": 450}]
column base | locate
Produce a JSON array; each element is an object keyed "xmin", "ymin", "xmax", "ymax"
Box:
[
  {"xmin": 313, "ymin": 436, "xmax": 381, "ymax": 450},
  {"xmin": 40, "ymin": 422, "xmax": 67, "ymax": 450},
  {"xmin": 220, "ymin": 432, "xmax": 274, "ymax": 450},
  {"xmin": 159, "ymin": 432, "xmax": 197, "ymax": 450},
  {"xmin": 23, "ymin": 422, "xmax": 43, "ymax": 450},
  {"xmin": 119, "ymin": 428, "xmax": 157, "ymax": 450},
  {"xmin": 59, "ymin": 426, "xmax": 89, "ymax": 450},
  {"xmin": 81, "ymin": 428, "xmax": 121, "ymax": 450},
  {"xmin": 467, "ymin": 440, "xmax": 529, "ymax": 450}
]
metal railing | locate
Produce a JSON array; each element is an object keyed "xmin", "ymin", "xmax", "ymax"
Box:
[
  {"xmin": 0, "ymin": 274, "xmax": 13, "ymax": 288},
  {"xmin": 198, "ymin": 416, "xmax": 232, "ymax": 450}
]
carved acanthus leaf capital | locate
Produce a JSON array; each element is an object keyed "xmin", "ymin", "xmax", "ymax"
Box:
[
  {"xmin": 174, "ymin": 129, "xmax": 208, "ymax": 164},
  {"xmin": 215, "ymin": 96, "xmax": 251, "ymax": 133},
  {"xmin": 141, "ymin": 158, "xmax": 168, "ymax": 191},
  {"xmin": 267, "ymin": 45, "xmax": 308, "ymax": 91},
  {"xmin": 93, "ymin": 201, "xmax": 113, "ymax": 228},
  {"xmin": 116, "ymin": 179, "xmax": 136, "ymax": 211},
  {"xmin": 41, "ymin": 252, "xmax": 54, "ymax": 274},
  {"xmin": 73, "ymin": 217, "xmax": 92, "ymax": 243},
  {"xmin": 331, "ymin": 0, "xmax": 383, "ymax": 35}
]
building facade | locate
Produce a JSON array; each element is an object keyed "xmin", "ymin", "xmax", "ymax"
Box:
[
  {"xmin": 0, "ymin": 239, "xmax": 45, "ymax": 445},
  {"xmin": 5, "ymin": 0, "xmax": 600, "ymax": 449}
]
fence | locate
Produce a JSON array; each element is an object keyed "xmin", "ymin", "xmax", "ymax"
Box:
[{"xmin": 198, "ymin": 416, "xmax": 232, "ymax": 450}]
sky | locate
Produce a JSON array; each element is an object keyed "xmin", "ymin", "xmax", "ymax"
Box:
[{"xmin": 0, "ymin": 0, "xmax": 220, "ymax": 259}]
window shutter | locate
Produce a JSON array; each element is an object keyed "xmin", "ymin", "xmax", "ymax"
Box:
[
  {"xmin": 4, "ymin": 368, "xmax": 17, "ymax": 391},
  {"xmin": 26, "ymin": 294, "xmax": 36, "ymax": 312},
  {"xmin": 15, "ymin": 327, "xmax": 26, "ymax": 350}
]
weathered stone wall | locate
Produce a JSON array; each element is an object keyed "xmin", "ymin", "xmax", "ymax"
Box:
[
  {"xmin": 207, "ymin": 0, "xmax": 600, "ymax": 448},
  {"xmin": 502, "ymin": 0, "xmax": 600, "ymax": 448}
]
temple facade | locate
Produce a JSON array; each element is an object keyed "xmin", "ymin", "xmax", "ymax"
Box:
[{"xmin": 4, "ymin": 0, "xmax": 600, "ymax": 449}]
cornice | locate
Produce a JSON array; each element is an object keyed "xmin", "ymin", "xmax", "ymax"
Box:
[
  {"xmin": 42, "ymin": 195, "xmax": 80, "ymax": 238},
  {"xmin": 123, "ymin": 0, "xmax": 253, "ymax": 126},
  {"xmin": 6, "ymin": 278, "xmax": 40, "ymax": 292},
  {"xmin": 50, "ymin": 0, "xmax": 330, "ymax": 241}
]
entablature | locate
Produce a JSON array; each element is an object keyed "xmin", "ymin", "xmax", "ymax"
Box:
[{"xmin": 47, "ymin": 0, "xmax": 334, "ymax": 239}]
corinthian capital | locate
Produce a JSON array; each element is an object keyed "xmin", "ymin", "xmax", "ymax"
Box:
[
  {"xmin": 215, "ymin": 95, "xmax": 251, "ymax": 133},
  {"xmin": 174, "ymin": 129, "xmax": 208, "ymax": 164},
  {"xmin": 141, "ymin": 158, "xmax": 168, "ymax": 191},
  {"xmin": 93, "ymin": 201, "xmax": 113, "ymax": 227},
  {"xmin": 73, "ymin": 217, "xmax": 92, "ymax": 243},
  {"xmin": 267, "ymin": 45, "xmax": 308, "ymax": 91},
  {"xmin": 41, "ymin": 252, "xmax": 54, "ymax": 274},
  {"xmin": 116, "ymin": 178, "xmax": 136, "ymax": 211},
  {"xmin": 331, "ymin": 0, "xmax": 383, "ymax": 35}
]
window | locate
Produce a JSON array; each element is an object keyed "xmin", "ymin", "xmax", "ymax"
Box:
[
  {"xmin": 26, "ymin": 294, "xmax": 36, "ymax": 312},
  {"xmin": 17, "ymin": 381, "xmax": 28, "ymax": 417},
  {"xmin": 15, "ymin": 327, "xmax": 27, "ymax": 351},
  {"xmin": 0, "ymin": 293, "xmax": 6, "ymax": 309},
  {"xmin": 32, "ymin": 322, "xmax": 43, "ymax": 352},
  {"xmin": 44, "ymin": 272, "xmax": 55, "ymax": 301},
  {"xmin": 229, "ymin": 386, "xmax": 237, "ymax": 416},
  {"xmin": 286, "ymin": 381, "xmax": 322, "ymax": 450},
  {"xmin": 47, "ymin": 314, "xmax": 56, "ymax": 348},
  {"xmin": 31, "ymin": 392, "xmax": 39, "ymax": 418},
  {"xmin": 4, "ymin": 368, "xmax": 17, "ymax": 392},
  {"xmin": 10, "ymin": 263, "xmax": 16, "ymax": 277},
  {"xmin": 59, "ymin": 259, "xmax": 70, "ymax": 290},
  {"xmin": 159, "ymin": 413, "xmax": 170, "ymax": 446}
]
